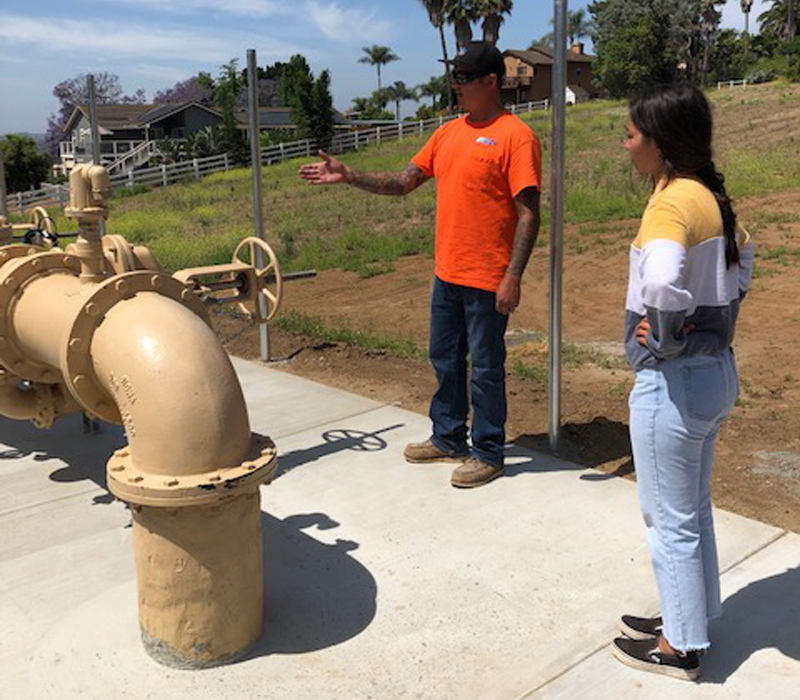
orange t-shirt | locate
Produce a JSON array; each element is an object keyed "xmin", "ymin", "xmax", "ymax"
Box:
[{"xmin": 412, "ymin": 112, "xmax": 541, "ymax": 292}]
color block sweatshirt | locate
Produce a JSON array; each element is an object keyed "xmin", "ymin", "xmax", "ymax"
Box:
[{"xmin": 625, "ymin": 177, "xmax": 754, "ymax": 370}]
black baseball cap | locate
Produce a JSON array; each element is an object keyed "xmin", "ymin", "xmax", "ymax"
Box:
[{"xmin": 441, "ymin": 42, "xmax": 506, "ymax": 79}]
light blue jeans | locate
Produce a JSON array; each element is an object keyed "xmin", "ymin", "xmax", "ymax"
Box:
[{"xmin": 629, "ymin": 350, "xmax": 738, "ymax": 652}]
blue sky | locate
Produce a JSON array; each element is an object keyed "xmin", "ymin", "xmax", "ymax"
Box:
[{"xmin": 0, "ymin": 0, "xmax": 769, "ymax": 136}]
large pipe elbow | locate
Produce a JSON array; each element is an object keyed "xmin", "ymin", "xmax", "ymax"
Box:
[{"xmin": 90, "ymin": 292, "xmax": 251, "ymax": 476}]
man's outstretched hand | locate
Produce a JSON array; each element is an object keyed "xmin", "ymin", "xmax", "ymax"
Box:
[{"xmin": 298, "ymin": 150, "xmax": 349, "ymax": 185}]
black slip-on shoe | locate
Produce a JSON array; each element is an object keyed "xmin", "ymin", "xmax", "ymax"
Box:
[
  {"xmin": 612, "ymin": 636, "xmax": 700, "ymax": 682},
  {"xmin": 620, "ymin": 614, "xmax": 663, "ymax": 640}
]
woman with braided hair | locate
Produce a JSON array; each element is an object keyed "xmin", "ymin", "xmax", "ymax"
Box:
[{"xmin": 612, "ymin": 83, "xmax": 754, "ymax": 681}]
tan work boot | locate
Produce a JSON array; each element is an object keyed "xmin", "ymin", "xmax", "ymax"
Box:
[
  {"xmin": 403, "ymin": 439, "xmax": 468, "ymax": 464},
  {"xmin": 451, "ymin": 456, "xmax": 504, "ymax": 488}
]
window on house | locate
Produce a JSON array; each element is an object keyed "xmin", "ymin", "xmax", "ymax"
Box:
[
  {"xmin": 517, "ymin": 66, "xmax": 526, "ymax": 77},
  {"xmin": 152, "ymin": 128, "xmax": 165, "ymax": 139},
  {"xmin": 577, "ymin": 68, "xmax": 582, "ymax": 76},
  {"xmin": 172, "ymin": 127, "xmax": 186, "ymax": 138}
]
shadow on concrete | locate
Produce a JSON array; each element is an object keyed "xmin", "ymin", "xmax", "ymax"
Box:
[
  {"xmin": 276, "ymin": 424, "xmax": 404, "ymax": 478},
  {"xmin": 702, "ymin": 565, "xmax": 800, "ymax": 683},
  {"xmin": 247, "ymin": 511, "xmax": 377, "ymax": 658},
  {"xmin": 0, "ymin": 414, "xmax": 125, "ymax": 501},
  {"xmin": 513, "ymin": 417, "xmax": 633, "ymax": 481}
]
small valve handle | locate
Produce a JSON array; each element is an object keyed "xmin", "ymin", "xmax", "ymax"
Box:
[{"xmin": 231, "ymin": 237, "xmax": 283, "ymax": 322}]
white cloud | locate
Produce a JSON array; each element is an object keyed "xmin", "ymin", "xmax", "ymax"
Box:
[
  {"xmin": 93, "ymin": 0, "xmax": 285, "ymax": 17},
  {"xmin": 306, "ymin": 1, "xmax": 391, "ymax": 43},
  {"xmin": 0, "ymin": 13, "xmax": 306, "ymax": 64}
]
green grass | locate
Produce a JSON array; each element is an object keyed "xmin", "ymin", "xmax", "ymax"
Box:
[
  {"xmin": 510, "ymin": 359, "xmax": 548, "ymax": 384},
  {"xmin": 275, "ymin": 310, "xmax": 427, "ymax": 360},
  {"xmin": 22, "ymin": 83, "xmax": 799, "ymax": 276}
]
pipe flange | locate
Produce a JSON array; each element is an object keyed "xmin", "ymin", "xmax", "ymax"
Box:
[
  {"xmin": 106, "ymin": 434, "xmax": 278, "ymax": 507},
  {"xmin": 0, "ymin": 251, "xmax": 81, "ymax": 383},
  {"xmin": 60, "ymin": 271, "xmax": 209, "ymax": 423},
  {"xmin": 0, "ymin": 244, "xmax": 47, "ymax": 268}
]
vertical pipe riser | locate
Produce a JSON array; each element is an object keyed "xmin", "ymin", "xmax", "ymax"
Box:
[{"xmin": 133, "ymin": 491, "xmax": 264, "ymax": 668}]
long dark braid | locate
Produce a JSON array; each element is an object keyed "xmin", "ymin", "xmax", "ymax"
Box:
[
  {"xmin": 630, "ymin": 83, "xmax": 740, "ymax": 268},
  {"xmin": 694, "ymin": 163, "xmax": 739, "ymax": 266}
]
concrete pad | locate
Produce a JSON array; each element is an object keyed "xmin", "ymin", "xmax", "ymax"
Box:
[
  {"xmin": 524, "ymin": 533, "xmax": 800, "ymax": 700},
  {"xmin": 231, "ymin": 357, "xmax": 383, "ymax": 439},
  {"xmin": 0, "ymin": 360, "xmax": 796, "ymax": 700}
]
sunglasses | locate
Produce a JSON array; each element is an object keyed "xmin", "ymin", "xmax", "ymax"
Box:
[{"xmin": 451, "ymin": 72, "xmax": 481, "ymax": 85}]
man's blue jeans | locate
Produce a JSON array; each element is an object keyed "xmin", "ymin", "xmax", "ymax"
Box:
[
  {"xmin": 629, "ymin": 349, "xmax": 738, "ymax": 652},
  {"xmin": 428, "ymin": 276, "xmax": 509, "ymax": 466}
]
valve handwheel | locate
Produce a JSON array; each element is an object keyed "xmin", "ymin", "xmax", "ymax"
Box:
[
  {"xmin": 232, "ymin": 237, "xmax": 283, "ymax": 322},
  {"xmin": 30, "ymin": 206, "xmax": 57, "ymax": 236}
]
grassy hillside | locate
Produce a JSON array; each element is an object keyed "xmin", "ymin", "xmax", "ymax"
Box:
[{"xmin": 45, "ymin": 81, "xmax": 800, "ymax": 276}]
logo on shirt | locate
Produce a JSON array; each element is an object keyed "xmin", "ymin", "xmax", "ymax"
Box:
[{"xmin": 475, "ymin": 136, "xmax": 497, "ymax": 146}]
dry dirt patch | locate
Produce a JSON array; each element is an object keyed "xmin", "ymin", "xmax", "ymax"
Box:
[{"xmin": 215, "ymin": 187, "xmax": 800, "ymax": 533}]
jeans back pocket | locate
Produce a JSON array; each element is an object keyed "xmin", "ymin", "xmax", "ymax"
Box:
[{"xmin": 682, "ymin": 362, "xmax": 727, "ymax": 421}]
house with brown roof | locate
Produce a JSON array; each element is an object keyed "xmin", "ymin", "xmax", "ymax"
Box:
[
  {"xmin": 502, "ymin": 43, "xmax": 599, "ymax": 105},
  {"xmin": 58, "ymin": 102, "xmax": 355, "ymax": 175},
  {"xmin": 58, "ymin": 102, "xmax": 225, "ymax": 175}
]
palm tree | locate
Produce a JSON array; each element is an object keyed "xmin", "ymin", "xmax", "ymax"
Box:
[
  {"xmin": 700, "ymin": 1, "xmax": 722, "ymax": 86},
  {"xmin": 478, "ymin": 0, "xmax": 513, "ymax": 45},
  {"xmin": 741, "ymin": 0, "xmax": 754, "ymax": 63},
  {"xmin": 758, "ymin": 0, "xmax": 798, "ymax": 39},
  {"xmin": 358, "ymin": 45, "xmax": 400, "ymax": 90},
  {"xmin": 529, "ymin": 33, "xmax": 553, "ymax": 50},
  {"xmin": 534, "ymin": 9, "xmax": 592, "ymax": 50},
  {"xmin": 349, "ymin": 96, "xmax": 372, "ymax": 118},
  {"xmin": 417, "ymin": 0, "xmax": 454, "ymax": 111},
  {"xmin": 566, "ymin": 8, "xmax": 593, "ymax": 46},
  {"xmin": 417, "ymin": 78, "xmax": 439, "ymax": 109},
  {"xmin": 386, "ymin": 81, "xmax": 418, "ymax": 121},
  {"xmin": 444, "ymin": 0, "xmax": 480, "ymax": 51}
]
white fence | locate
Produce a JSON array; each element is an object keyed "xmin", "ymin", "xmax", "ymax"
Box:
[
  {"xmin": 3, "ymin": 183, "xmax": 70, "ymax": 216},
  {"xmin": 717, "ymin": 79, "xmax": 748, "ymax": 90},
  {"xmin": 5, "ymin": 99, "xmax": 550, "ymax": 214}
]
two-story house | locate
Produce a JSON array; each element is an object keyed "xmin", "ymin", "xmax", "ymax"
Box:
[{"xmin": 502, "ymin": 43, "xmax": 598, "ymax": 106}]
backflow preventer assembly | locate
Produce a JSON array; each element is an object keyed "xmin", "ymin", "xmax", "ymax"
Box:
[{"xmin": 0, "ymin": 164, "xmax": 285, "ymax": 668}]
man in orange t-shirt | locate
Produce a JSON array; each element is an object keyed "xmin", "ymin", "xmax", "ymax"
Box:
[{"xmin": 299, "ymin": 42, "xmax": 541, "ymax": 488}]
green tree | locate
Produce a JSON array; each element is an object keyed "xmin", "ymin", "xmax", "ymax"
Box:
[
  {"xmin": 0, "ymin": 134, "xmax": 51, "ymax": 193},
  {"xmin": 417, "ymin": 0, "xmax": 454, "ymax": 111},
  {"xmin": 532, "ymin": 8, "xmax": 593, "ymax": 49},
  {"xmin": 417, "ymin": 75, "xmax": 447, "ymax": 109},
  {"xmin": 280, "ymin": 55, "xmax": 335, "ymax": 147},
  {"xmin": 386, "ymin": 81, "xmax": 418, "ymax": 121},
  {"xmin": 309, "ymin": 70, "xmax": 335, "ymax": 150},
  {"xmin": 589, "ymin": 1, "xmax": 675, "ymax": 97},
  {"xmin": 589, "ymin": 0, "xmax": 725, "ymax": 94},
  {"xmin": 477, "ymin": 0, "xmax": 514, "ymax": 45},
  {"xmin": 707, "ymin": 29, "xmax": 750, "ymax": 82},
  {"xmin": 444, "ymin": 0, "xmax": 480, "ymax": 50},
  {"xmin": 358, "ymin": 45, "xmax": 400, "ymax": 90},
  {"xmin": 758, "ymin": 0, "xmax": 798, "ymax": 40},
  {"xmin": 215, "ymin": 59, "xmax": 248, "ymax": 164}
]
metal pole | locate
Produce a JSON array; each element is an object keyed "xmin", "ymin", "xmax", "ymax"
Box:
[
  {"xmin": 247, "ymin": 49, "xmax": 270, "ymax": 362},
  {"xmin": 0, "ymin": 147, "xmax": 8, "ymax": 219},
  {"xmin": 548, "ymin": 0, "xmax": 567, "ymax": 452},
  {"xmin": 87, "ymin": 74, "xmax": 105, "ymax": 236},
  {"xmin": 88, "ymin": 74, "xmax": 101, "ymax": 166}
]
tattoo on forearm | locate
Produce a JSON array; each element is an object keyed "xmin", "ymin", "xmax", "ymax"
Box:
[
  {"xmin": 507, "ymin": 189, "xmax": 541, "ymax": 276},
  {"xmin": 347, "ymin": 163, "xmax": 428, "ymax": 196}
]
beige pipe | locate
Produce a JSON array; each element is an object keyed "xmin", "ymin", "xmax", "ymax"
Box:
[
  {"xmin": 90, "ymin": 291, "xmax": 262, "ymax": 668},
  {"xmin": 90, "ymin": 292, "xmax": 251, "ymax": 474},
  {"xmin": 10, "ymin": 271, "xmax": 90, "ymax": 370},
  {"xmin": 5, "ymin": 262, "xmax": 266, "ymax": 667}
]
